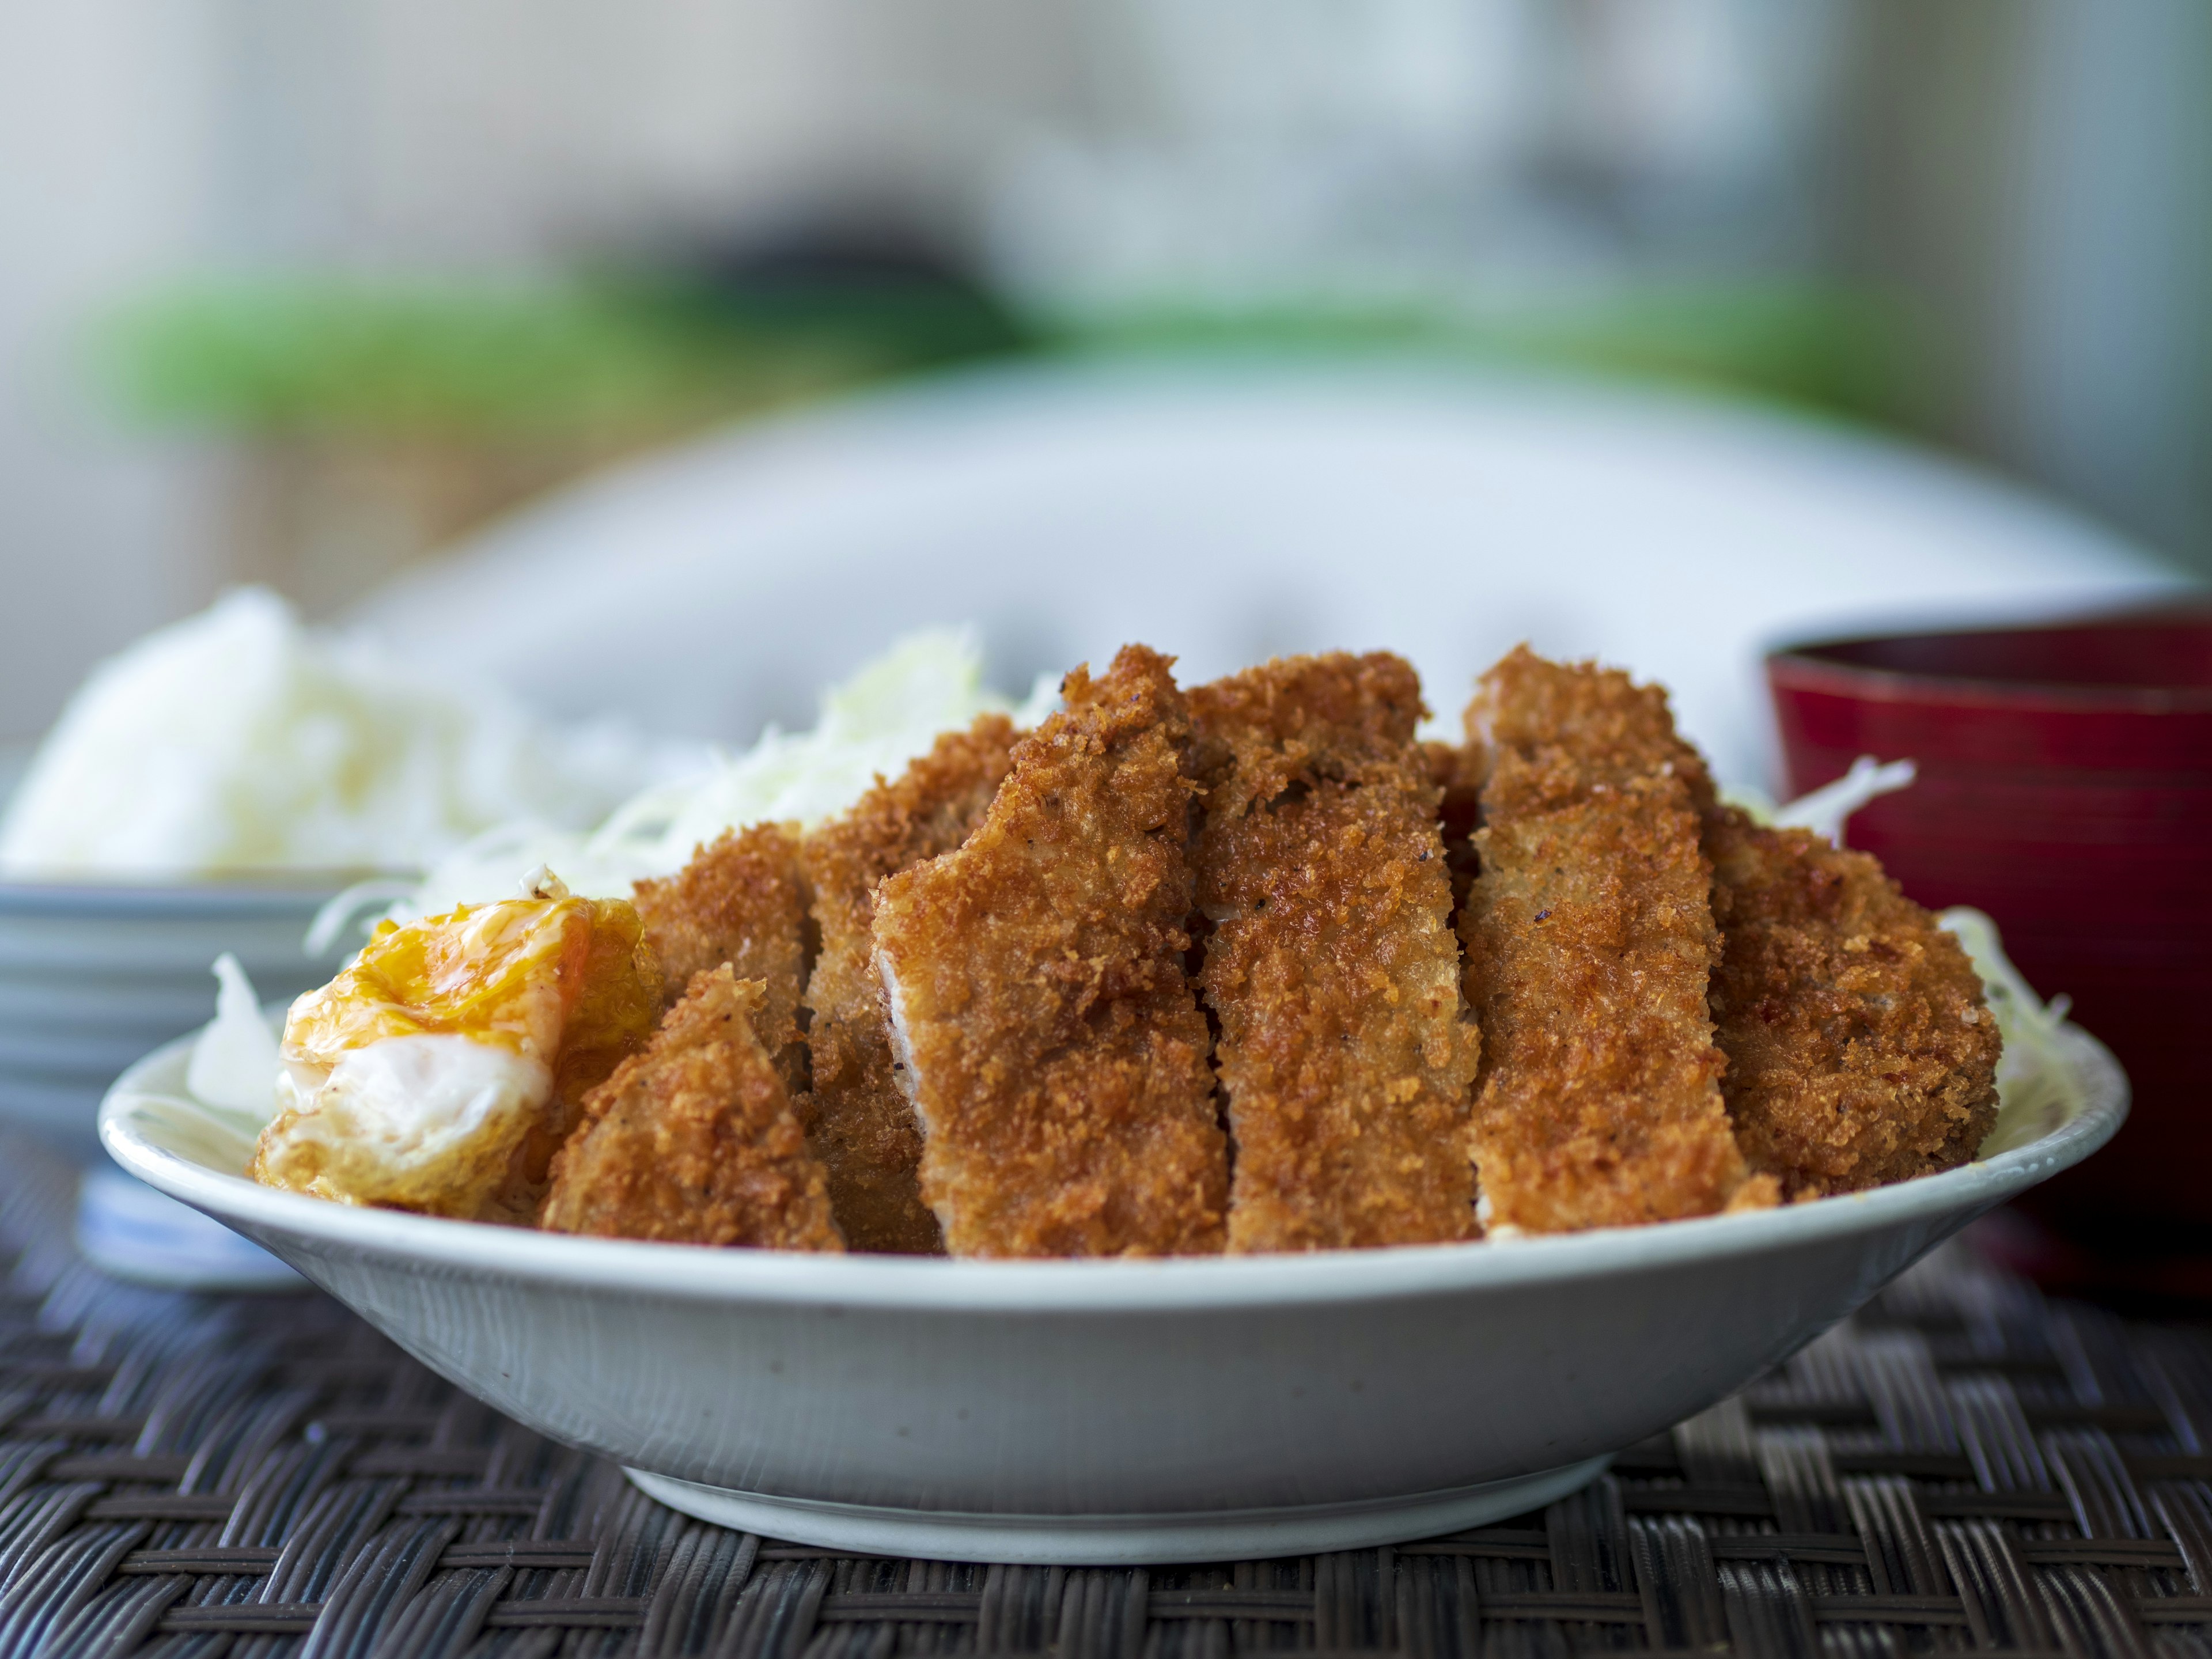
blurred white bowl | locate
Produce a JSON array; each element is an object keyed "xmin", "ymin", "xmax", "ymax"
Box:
[
  {"xmin": 0, "ymin": 880, "xmax": 349, "ymax": 1162},
  {"xmin": 104, "ymin": 1017, "xmax": 2123, "ymax": 1565},
  {"xmin": 355, "ymin": 362, "xmax": 2194, "ymax": 790}
]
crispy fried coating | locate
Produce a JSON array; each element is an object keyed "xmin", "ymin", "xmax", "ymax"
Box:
[
  {"xmin": 632, "ymin": 824, "xmax": 813, "ymax": 1093},
  {"xmin": 1705, "ymin": 808, "xmax": 2000, "ymax": 1195},
  {"xmin": 871, "ymin": 646, "xmax": 1228, "ymax": 1257},
  {"xmin": 1468, "ymin": 645, "xmax": 1710, "ymax": 816},
  {"xmin": 540, "ymin": 966, "xmax": 844, "ymax": 1249},
  {"xmin": 1192, "ymin": 654, "xmax": 1480, "ymax": 1251},
  {"xmin": 1461, "ymin": 647, "xmax": 1768, "ymax": 1232},
  {"xmin": 800, "ymin": 715, "xmax": 1018, "ymax": 1253},
  {"xmin": 1487, "ymin": 648, "xmax": 2007, "ymax": 1194}
]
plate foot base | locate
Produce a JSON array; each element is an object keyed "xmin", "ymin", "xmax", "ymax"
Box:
[{"xmin": 624, "ymin": 1457, "xmax": 1612, "ymax": 1565}]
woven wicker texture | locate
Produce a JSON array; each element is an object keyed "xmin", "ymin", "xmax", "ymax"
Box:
[{"xmin": 7, "ymin": 1135, "xmax": 2211, "ymax": 1659}]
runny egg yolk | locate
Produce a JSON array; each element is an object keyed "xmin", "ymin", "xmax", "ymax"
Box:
[{"xmin": 251, "ymin": 892, "xmax": 660, "ymax": 1220}]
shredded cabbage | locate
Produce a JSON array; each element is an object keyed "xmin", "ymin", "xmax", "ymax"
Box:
[
  {"xmin": 315, "ymin": 630, "xmax": 1058, "ymax": 941},
  {"xmin": 185, "ymin": 954, "xmax": 283, "ymax": 1127},
  {"xmin": 1938, "ymin": 907, "xmax": 2074, "ymax": 1155},
  {"xmin": 1721, "ymin": 754, "xmax": 1916, "ymax": 847},
  {"xmin": 1772, "ymin": 756, "xmax": 1918, "ymax": 846}
]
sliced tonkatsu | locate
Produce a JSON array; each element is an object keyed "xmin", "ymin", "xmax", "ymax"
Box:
[
  {"xmin": 540, "ymin": 965, "xmax": 844, "ymax": 1250},
  {"xmin": 1591, "ymin": 692, "xmax": 2005, "ymax": 1196},
  {"xmin": 798, "ymin": 715, "xmax": 1018, "ymax": 1252},
  {"xmin": 1460, "ymin": 647, "xmax": 1772, "ymax": 1232},
  {"xmin": 1702, "ymin": 806, "xmax": 1999, "ymax": 1195},
  {"xmin": 870, "ymin": 646, "xmax": 1228, "ymax": 1257},
  {"xmin": 631, "ymin": 824, "xmax": 813, "ymax": 1094},
  {"xmin": 1190, "ymin": 652, "xmax": 1479, "ymax": 1251}
]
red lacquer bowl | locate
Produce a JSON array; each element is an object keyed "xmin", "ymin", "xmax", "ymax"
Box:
[{"xmin": 1767, "ymin": 609, "xmax": 2212, "ymax": 1274}]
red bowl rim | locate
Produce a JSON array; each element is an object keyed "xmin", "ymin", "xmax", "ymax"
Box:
[{"xmin": 1767, "ymin": 607, "xmax": 2212, "ymax": 716}]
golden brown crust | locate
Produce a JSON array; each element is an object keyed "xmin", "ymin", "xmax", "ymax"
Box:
[
  {"xmin": 539, "ymin": 966, "xmax": 844, "ymax": 1249},
  {"xmin": 1473, "ymin": 649, "xmax": 2002, "ymax": 1194},
  {"xmin": 1705, "ymin": 808, "xmax": 2001, "ymax": 1195},
  {"xmin": 1467, "ymin": 645, "xmax": 1715, "ymax": 816},
  {"xmin": 1191, "ymin": 653, "xmax": 1479, "ymax": 1251},
  {"xmin": 1460, "ymin": 647, "xmax": 1761, "ymax": 1232},
  {"xmin": 871, "ymin": 646, "xmax": 1228, "ymax": 1257},
  {"xmin": 632, "ymin": 824, "xmax": 813, "ymax": 1092},
  {"xmin": 799, "ymin": 715, "xmax": 1018, "ymax": 1253}
]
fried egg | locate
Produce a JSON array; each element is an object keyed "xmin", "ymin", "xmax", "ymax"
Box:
[{"xmin": 250, "ymin": 870, "xmax": 661, "ymax": 1220}]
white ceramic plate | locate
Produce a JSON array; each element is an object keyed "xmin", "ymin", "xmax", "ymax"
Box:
[{"xmin": 100, "ymin": 1020, "xmax": 2124, "ymax": 1563}]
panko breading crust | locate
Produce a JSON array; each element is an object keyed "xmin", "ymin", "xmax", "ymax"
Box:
[
  {"xmin": 539, "ymin": 966, "xmax": 844, "ymax": 1249},
  {"xmin": 1460, "ymin": 647, "xmax": 1768, "ymax": 1231},
  {"xmin": 871, "ymin": 646, "xmax": 1229, "ymax": 1257},
  {"xmin": 1192, "ymin": 653, "xmax": 1480, "ymax": 1251},
  {"xmin": 1520, "ymin": 661, "xmax": 2008, "ymax": 1195},
  {"xmin": 1705, "ymin": 808, "xmax": 2001, "ymax": 1195},
  {"xmin": 632, "ymin": 824, "xmax": 814, "ymax": 1093},
  {"xmin": 800, "ymin": 715, "xmax": 1018, "ymax": 1253}
]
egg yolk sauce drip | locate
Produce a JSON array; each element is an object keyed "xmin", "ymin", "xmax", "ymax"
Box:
[{"xmin": 250, "ymin": 890, "xmax": 661, "ymax": 1221}]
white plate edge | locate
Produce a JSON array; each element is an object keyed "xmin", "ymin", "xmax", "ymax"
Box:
[{"xmin": 100, "ymin": 1024, "xmax": 2127, "ymax": 1314}]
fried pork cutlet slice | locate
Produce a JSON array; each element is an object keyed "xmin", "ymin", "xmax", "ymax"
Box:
[
  {"xmin": 1461, "ymin": 647, "xmax": 1770, "ymax": 1232},
  {"xmin": 800, "ymin": 715, "xmax": 1018, "ymax": 1253},
  {"xmin": 1526, "ymin": 667, "xmax": 2006, "ymax": 1194},
  {"xmin": 872, "ymin": 646, "xmax": 1228, "ymax": 1257},
  {"xmin": 1192, "ymin": 653, "xmax": 1480, "ymax": 1251},
  {"xmin": 540, "ymin": 966, "xmax": 844, "ymax": 1249},
  {"xmin": 1705, "ymin": 808, "xmax": 1999, "ymax": 1195},
  {"xmin": 632, "ymin": 825, "xmax": 813, "ymax": 1093}
]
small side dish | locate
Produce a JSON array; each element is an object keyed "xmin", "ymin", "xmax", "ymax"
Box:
[{"xmin": 247, "ymin": 642, "xmax": 2003, "ymax": 1255}]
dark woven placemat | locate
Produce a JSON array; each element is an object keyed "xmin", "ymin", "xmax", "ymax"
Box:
[{"xmin": 5, "ymin": 1135, "xmax": 2208, "ymax": 1659}]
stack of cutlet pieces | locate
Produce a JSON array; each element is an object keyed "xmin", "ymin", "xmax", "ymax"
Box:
[{"xmin": 542, "ymin": 644, "xmax": 2001, "ymax": 1254}]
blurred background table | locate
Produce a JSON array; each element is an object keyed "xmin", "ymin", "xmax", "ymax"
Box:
[{"xmin": 6, "ymin": 1128, "xmax": 2212, "ymax": 1659}]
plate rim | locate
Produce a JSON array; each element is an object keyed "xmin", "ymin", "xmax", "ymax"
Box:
[{"xmin": 101, "ymin": 1024, "xmax": 2126, "ymax": 1315}]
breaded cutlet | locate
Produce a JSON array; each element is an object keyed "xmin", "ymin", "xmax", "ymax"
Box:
[
  {"xmin": 540, "ymin": 965, "xmax": 844, "ymax": 1250},
  {"xmin": 799, "ymin": 715, "xmax": 1018, "ymax": 1253},
  {"xmin": 1460, "ymin": 646, "xmax": 1771, "ymax": 1232},
  {"xmin": 1704, "ymin": 808, "xmax": 2000, "ymax": 1195},
  {"xmin": 1545, "ymin": 677, "xmax": 2008, "ymax": 1194},
  {"xmin": 1192, "ymin": 653, "xmax": 1480, "ymax": 1251},
  {"xmin": 870, "ymin": 646, "xmax": 1228, "ymax": 1257},
  {"xmin": 631, "ymin": 824, "xmax": 813, "ymax": 1094}
]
